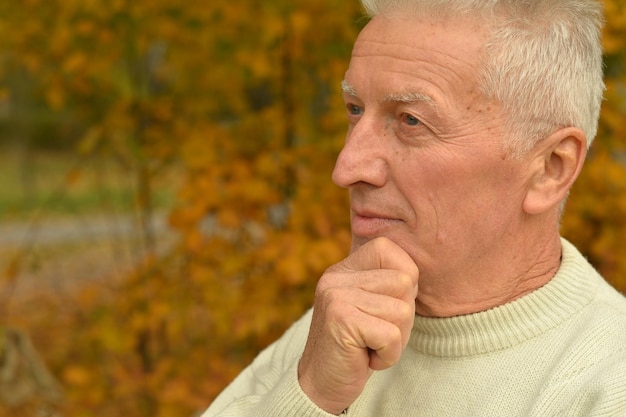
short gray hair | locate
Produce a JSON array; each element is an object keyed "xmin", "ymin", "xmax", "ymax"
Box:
[{"xmin": 359, "ymin": 0, "xmax": 605, "ymax": 155}]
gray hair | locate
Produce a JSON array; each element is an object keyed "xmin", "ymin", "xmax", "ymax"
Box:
[{"xmin": 359, "ymin": 0, "xmax": 605, "ymax": 156}]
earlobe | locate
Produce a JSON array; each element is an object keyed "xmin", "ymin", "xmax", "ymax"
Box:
[{"xmin": 522, "ymin": 127, "xmax": 587, "ymax": 215}]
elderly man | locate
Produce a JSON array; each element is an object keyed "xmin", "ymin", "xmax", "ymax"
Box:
[{"xmin": 203, "ymin": 0, "xmax": 626, "ymax": 416}]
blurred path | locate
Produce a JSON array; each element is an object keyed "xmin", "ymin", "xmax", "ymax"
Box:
[
  {"xmin": 0, "ymin": 212, "xmax": 176, "ymax": 300},
  {"xmin": 0, "ymin": 213, "xmax": 170, "ymax": 246}
]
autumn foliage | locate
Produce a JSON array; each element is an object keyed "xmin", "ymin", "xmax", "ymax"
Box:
[{"xmin": 0, "ymin": 0, "xmax": 624, "ymax": 416}]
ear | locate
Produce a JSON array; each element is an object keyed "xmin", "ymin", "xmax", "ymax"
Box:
[{"xmin": 522, "ymin": 127, "xmax": 587, "ymax": 215}]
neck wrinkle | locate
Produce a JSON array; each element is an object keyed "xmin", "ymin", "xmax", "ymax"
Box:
[
  {"xmin": 416, "ymin": 230, "xmax": 563, "ymax": 318},
  {"xmin": 409, "ymin": 239, "xmax": 598, "ymax": 358}
]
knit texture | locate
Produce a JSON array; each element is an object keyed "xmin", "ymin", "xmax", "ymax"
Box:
[{"xmin": 203, "ymin": 239, "xmax": 626, "ymax": 416}]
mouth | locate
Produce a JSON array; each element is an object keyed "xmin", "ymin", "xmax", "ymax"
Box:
[{"xmin": 350, "ymin": 209, "xmax": 403, "ymax": 239}]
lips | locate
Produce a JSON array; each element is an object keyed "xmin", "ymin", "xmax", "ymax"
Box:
[{"xmin": 350, "ymin": 208, "xmax": 403, "ymax": 238}]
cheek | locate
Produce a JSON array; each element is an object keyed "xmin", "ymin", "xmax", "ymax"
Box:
[
  {"xmin": 395, "ymin": 158, "xmax": 462, "ymax": 235},
  {"xmin": 399, "ymin": 152, "xmax": 473, "ymax": 205},
  {"xmin": 401, "ymin": 154, "xmax": 513, "ymax": 230}
]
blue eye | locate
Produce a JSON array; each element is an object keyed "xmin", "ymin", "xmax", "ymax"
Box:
[
  {"xmin": 347, "ymin": 104, "xmax": 363, "ymax": 116},
  {"xmin": 404, "ymin": 114, "xmax": 420, "ymax": 126}
]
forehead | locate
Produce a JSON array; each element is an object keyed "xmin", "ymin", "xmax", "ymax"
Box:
[{"xmin": 346, "ymin": 15, "xmax": 488, "ymax": 106}]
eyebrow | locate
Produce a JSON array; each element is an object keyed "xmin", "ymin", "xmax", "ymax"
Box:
[
  {"xmin": 341, "ymin": 80, "xmax": 439, "ymax": 113},
  {"xmin": 341, "ymin": 80, "xmax": 358, "ymax": 97}
]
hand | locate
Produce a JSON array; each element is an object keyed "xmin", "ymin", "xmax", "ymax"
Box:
[{"xmin": 298, "ymin": 237, "xmax": 419, "ymax": 415}]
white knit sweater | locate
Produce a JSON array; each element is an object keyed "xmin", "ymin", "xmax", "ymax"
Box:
[{"xmin": 203, "ymin": 239, "xmax": 626, "ymax": 416}]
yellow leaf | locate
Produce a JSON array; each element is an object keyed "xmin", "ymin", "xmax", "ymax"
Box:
[
  {"xmin": 63, "ymin": 366, "xmax": 91, "ymax": 386},
  {"xmin": 218, "ymin": 209, "xmax": 241, "ymax": 229},
  {"xmin": 62, "ymin": 53, "xmax": 87, "ymax": 74}
]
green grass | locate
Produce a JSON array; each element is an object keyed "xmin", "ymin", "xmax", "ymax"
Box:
[{"xmin": 0, "ymin": 148, "xmax": 180, "ymax": 222}]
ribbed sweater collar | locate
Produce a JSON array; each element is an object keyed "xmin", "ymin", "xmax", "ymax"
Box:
[{"xmin": 409, "ymin": 239, "xmax": 598, "ymax": 357}]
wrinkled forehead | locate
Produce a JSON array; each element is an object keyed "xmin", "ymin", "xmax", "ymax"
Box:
[
  {"xmin": 345, "ymin": 14, "xmax": 501, "ymax": 124},
  {"xmin": 354, "ymin": 14, "xmax": 489, "ymax": 58},
  {"xmin": 348, "ymin": 15, "xmax": 489, "ymax": 92}
]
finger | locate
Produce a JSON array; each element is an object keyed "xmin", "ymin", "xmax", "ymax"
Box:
[
  {"xmin": 331, "ymin": 237, "xmax": 419, "ymax": 285},
  {"xmin": 347, "ymin": 269, "xmax": 418, "ymax": 300},
  {"xmin": 344, "ymin": 308, "xmax": 404, "ymax": 370},
  {"xmin": 325, "ymin": 285, "xmax": 415, "ymax": 344},
  {"xmin": 318, "ymin": 268, "xmax": 418, "ymax": 303},
  {"xmin": 356, "ymin": 294, "xmax": 415, "ymax": 349}
]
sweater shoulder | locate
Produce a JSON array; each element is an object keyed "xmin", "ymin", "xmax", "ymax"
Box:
[{"xmin": 542, "ymin": 272, "xmax": 626, "ymax": 386}]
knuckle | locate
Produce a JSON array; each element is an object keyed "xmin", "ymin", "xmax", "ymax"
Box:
[
  {"xmin": 317, "ymin": 287, "xmax": 350, "ymax": 320},
  {"xmin": 397, "ymin": 272, "xmax": 414, "ymax": 290},
  {"xmin": 388, "ymin": 324, "xmax": 403, "ymax": 344},
  {"xmin": 315, "ymin": 271, "xmax": 337, "ymax": 296},
  {"xmin": 394, "ymin": 272, "xmax": 417, "ymax": 302},
  {"xmin": 381, "ymin": 326, "xmax": 403, "ymax": 361},
  {"xmin": 315, "ymin": 284, "xmax": 335, "ymax": 306},
  {"xmin": 315, "ymin": 279, "xmax": 329, "ymax": 298},
  {"xmin": 396, "ymin": 301, "xmax": 414, "ymax": 319}
]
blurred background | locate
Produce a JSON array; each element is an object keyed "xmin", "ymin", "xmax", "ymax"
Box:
[{"xmin": 0, "ymin": 1, "xmax": 624, "ymax": 416}]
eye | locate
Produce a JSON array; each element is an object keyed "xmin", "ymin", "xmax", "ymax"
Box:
[
  {"xmin": 346, "ymin": 103, "xmax": 363, "ymax": 116},
  {"xmin": 403, "ymin": 113, "xmax": 421, "ymax": 126},
  {"xmin": 396, "ymin": 111, "xmax": 432, "ymax": 145}
]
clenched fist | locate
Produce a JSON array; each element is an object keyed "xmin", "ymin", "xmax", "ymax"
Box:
[{"xmin": 298, "ymin": 237, "xmax": 419, "ymax": 415}]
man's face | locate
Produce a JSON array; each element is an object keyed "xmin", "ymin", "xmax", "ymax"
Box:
[{"xmin": 333, "ymin": 15, "xmax": 532, "ymax": 286}]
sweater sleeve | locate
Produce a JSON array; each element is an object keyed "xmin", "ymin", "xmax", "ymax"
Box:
[
  {"xmin": 530, "ymin": 337, "xmax": 626, "ymax": 417},
  {"xmin": 201, "ymin": 309, "xmax": 339, "ymax": 417},
  {"xmin": 562, "ymin": 351, "xmax": 626, "ymax": 417}
]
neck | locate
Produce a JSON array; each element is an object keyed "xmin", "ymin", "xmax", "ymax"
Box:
[{"xmin": 415, "ymin": 223, "xmax": 563, "ymax": 318}]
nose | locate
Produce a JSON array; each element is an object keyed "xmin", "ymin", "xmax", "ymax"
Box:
[{"xmin": 331, "ymin": 118, "xmax": 388, "ymax": 189}]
